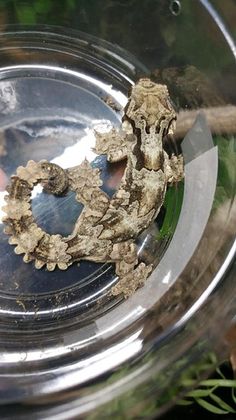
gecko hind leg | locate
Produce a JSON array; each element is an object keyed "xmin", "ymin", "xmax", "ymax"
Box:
[{"xmin": 109, "ymin": 240, "xmax": 152, "ymax": 298}]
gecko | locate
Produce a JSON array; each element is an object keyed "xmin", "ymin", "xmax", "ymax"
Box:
[{"xmin": 2, "ymin": 78, "xmax": 184, "ymax": 297}]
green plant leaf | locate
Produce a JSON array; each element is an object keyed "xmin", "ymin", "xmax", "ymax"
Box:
[
  {"xmin": 34, "ymin": 0, "xmax": 52, "ymax": 14},
  {"xmin": 178, "ymin": 359, "xmax": 236, "ymax": 415},
  {"xmin": 67, "ymin": 0, "xmax": 76, "ymax": 10},
  {"xmin": 199, "ymin": 379, "xmax": 236, "ymax": 388},
  {"xmin": 15, "ymin": 4, "xmax": 37, "ymax": 25},
  {"xmin": 196, "ymin": 398, "xmax": 229, "ymax": 414},
  {"xmin": 185, "ymin": 387, "xmax": 217, "ymax": 398},
  {"xmin": 157, "ymin": 181, "xmax": 184, "ymax": 240},
  {"xmin": 177, "ymin": 399, "xmax": 193, "ymax": 406},
  {"xmin": 231, "ymin": 387, "xmax": 236, "ymax": 404},
  {"xmin": 216, "ymin": 366, "xmax": 227, "ymax": 380},
  {"xmin": 213, "ymin": 135, "xmax": 236, "ymax": 210},
  {"xmin": 209, "ymin": 393, "xmax": 236, "ymax": 413}
]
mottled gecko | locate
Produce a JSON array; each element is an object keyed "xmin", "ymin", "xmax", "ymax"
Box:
[{"xmin": 2, "ymin": 78, "xmax": 184, "ymax": 297}]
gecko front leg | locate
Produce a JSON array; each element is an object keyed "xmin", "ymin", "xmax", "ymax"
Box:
[
  {"xmin": 109, "ymin": 241, "xmax": 152, "ymax": 298},
  {"xmin": 94, "ymin": 123, "xmax": 136, "ymax": 163},
  {"xmin": 164, "ymin": 152, "xmax": 184, "ymax": 184}
]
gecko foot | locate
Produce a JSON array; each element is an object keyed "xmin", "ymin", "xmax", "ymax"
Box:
[
  {"xmin": 165, "ymin": 153, "xmax": 184, "ymax": 184},
  {"xmin": 110, "ymin": 262, "xmax": 153, "ymax": 298}
]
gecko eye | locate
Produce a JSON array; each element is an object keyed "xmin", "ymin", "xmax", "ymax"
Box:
[{"xmin": 156, "ymin": 116, "xmax": 167, "ymax": 133}]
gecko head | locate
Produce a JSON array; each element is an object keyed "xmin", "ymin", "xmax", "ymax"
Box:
[
  {"xmin": 129, "ymin": 78, "xmax": 176, "ymax": 132},
  {"xmin": 127, "ymin": 79, "xmax": 177, "ymax": 171}
]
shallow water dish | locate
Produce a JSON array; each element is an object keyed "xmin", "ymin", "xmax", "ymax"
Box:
[{"xmin": 0, "ymin": 2, "xmax": 235, "ymax": 417}]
